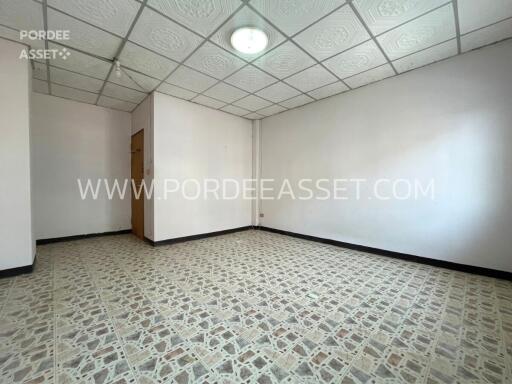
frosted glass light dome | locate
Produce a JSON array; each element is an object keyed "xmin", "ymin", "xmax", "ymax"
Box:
[{"xmin": 231, "ymin": 27, "xmax": 268, "ymax": 54}]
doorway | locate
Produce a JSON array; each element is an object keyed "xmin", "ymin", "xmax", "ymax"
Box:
[{"xmin": 131, "ymin": 130, "xmax": 144, "ymax": 239}]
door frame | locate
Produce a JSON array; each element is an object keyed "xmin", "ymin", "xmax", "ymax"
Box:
[{"xmin": 131, "ymin": 129, "xmax": 144, "ymax": 239}]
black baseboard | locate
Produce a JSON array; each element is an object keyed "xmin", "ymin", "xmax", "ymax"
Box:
[
  {"xmin": 36, "ymin": 229, "xmax": 132, "ymax": 245},
  {"xmin": 0, "ymin": 254, "xmax": 36, "ymax": 278},
  {"xmin": 257, "ymin": 226, "xmax": 512, "ymax": 281},
  {"xmin": 147, "ymin": 226, "xmax": 254, "ymax": 246}
]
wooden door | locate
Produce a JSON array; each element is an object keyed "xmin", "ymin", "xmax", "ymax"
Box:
[{"xmin": 131, "ymin": 130, "xmax": 144, "ymax": 239}]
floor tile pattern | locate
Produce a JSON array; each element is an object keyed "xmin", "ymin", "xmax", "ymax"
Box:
[{"xmin": 1, "ymin": 230, "xmax": 511, "ymax": 383}]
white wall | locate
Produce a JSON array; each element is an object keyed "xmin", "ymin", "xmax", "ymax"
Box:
[
  {"xmin": 0, "ymin": 39, "xmax": 34, "ymax": 269},
  {"xmin": 31, "ymin": 93, "xmax": 132, "ymax": 240},
  {"xmin": 152, "ymin": 92, "xmax": 253, "ymax": 241},
  {"xmin": 260, "ymin": 40, "xmax": 512, "ymax": 273}
]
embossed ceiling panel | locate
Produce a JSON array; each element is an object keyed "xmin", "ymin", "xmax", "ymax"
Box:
[
  {"xmin": 224, "ymin": 65, "xmax": 277, "ymax": 93},
  {"xmin": 192, "ymin": 94, "xmax": 227, "ymax": 109},
  {"xmin": 250, "ymin": 0, "xmax": 346, "ymax": 36},
  {"xmin": 284, "ymin": 64, "xmax": 338, "ymax": 92},
  {"xmin": 293, "ymin": 5, "xmax": 370, "ymax": 61},
  {"xmin": 147, "ymin": 0, "xmax": 240, "ymax": 37},
  {"xmin": 211, "ymin": 7, "xmax": 286, "ymax": 61},
  {"xmin": 0, "ymin": 0, "xmax": 43, "ymax": 32},
  {"xmin": 256, "ymin": 104, "xmax": 287, "ymax": 116},
  {"xmin": 353, "ymin": 0, "xmax": 448, "ymax": 35},
  {"xmin": 102, "ymin": 82, "xmax": 147, "ymax": 104},
  {"xmin": 185, "ymin": 41, "xmax": 246, "ymax": 79},
  {"xmin": 461, "ymin": 18, "xmax": 512, "ymax": 53},
  {"xmin": 98, "ymin": 95, "xmax": 137, "ymax": 112},
  {"xmin": 51, "ymin": 83, "xmax": 98, "ymax": 104},
  {"xmin": 307, "ymin": 81, "xmax": 349, "ymax": 100},
  {"xmin": 279, "ymin": 94, "xmax": 315, "ymax": 109},
  {"xmin": 50, "ymin": 66, "xmax": 104, "ymax": 93},
  {"xmin": 108, "ymin": 68, "xmax": 145, "ymax": 91},
  {"xmin": 344, "ymin": 63, "xmax": 394, "ymax": 88},
  {"xmin": 377, "ymin": 4, "xmax": 455, "ymax": 61},
  {"xmin": 393, "ymin": 39, "xmax": 457, "ymax": 73},
  {"xmin": 47, "ymin": 0, "xmax": 141, "ymax": 36},
  {"xmin": 253, "ymin": 41, "xmax": 316, "ymax": 79},
  {"xmin": 221, "ymin": 105, "xmax": 251, "ymax": 116},
  {"xmin": 203, "ymin": 82, "xmax": 249, "ymax": 103},
  {"xmin": 233, "ymin": 95, "xmax": 273, "ymax": 111},
  {"xmin": 458, "ymin": 0, "xmax": 512, "ymax": 34},
  {"xmin": 166, "ymin": 65, "xmax": 218, "ymax": 93},
  {"xmin": 122, "ymin": 69, "xmax": 161, "ymax": 92},
  {"xmin": 129, "ymin": 7, "xmax": 203, "ymax": 62},
  {"xmin": 323, "ymin": 40, "xmax": 387, "ymax": 79},
  {"xmin": 49, "ymin": 43, "xmax": 112, "ymax": 80},
  {"xmin": 255, "ymin": 81, "xmax": 301, "ymax": 103},
  {"xmin": 157, "ymin": 82, "xmax": 197, "ymax": 100},
  {"xmin": 118, "ymin": 42, "xmax": 178, "ymax": 80},
  {"xmin": 0, "ymin": 24, "xmax": 44, "ymax": 49}
]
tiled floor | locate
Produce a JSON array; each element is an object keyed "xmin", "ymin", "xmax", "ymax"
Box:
[{"xmin": 1, "ymin": 230, "xmax": 511, "ymax": 384}]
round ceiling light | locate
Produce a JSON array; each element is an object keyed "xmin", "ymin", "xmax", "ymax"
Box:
[{"xmin": 231, "ymin": 27, "xmax": 268, "ymax": 54}]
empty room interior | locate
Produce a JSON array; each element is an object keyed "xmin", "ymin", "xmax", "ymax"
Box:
[{"xmin": 2, "ymin": 0, "xmax": 512, "ymax": 383}]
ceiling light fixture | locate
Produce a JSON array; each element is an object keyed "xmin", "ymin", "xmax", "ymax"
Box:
[
  {"xmin": 231, "ymin": 27, "xmax": 268, "ymax": 55},
  {"xmin": 115, "ymin": 60, "xmax": 122, "ymax": 78}
]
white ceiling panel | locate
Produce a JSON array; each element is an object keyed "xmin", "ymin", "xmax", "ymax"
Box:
[
  {"xmin": 344, "ymin": 63, "xmax": 394, "ymax": 88},
  {"xmin": 377, "ymin": 4, "xmax": 455, "ymax": 61},
  {"xmin": 211, "ymin": 7, "xmax": 286, "ymax": 61},
  {"xmin": 48, "ymin": 43, "xmax": 111, "ymax": 79},
  {"xmin": 293, "ymin": 5, "xmax": 370, "ymax": 61},
  {"xmin": 461, "ymin": 18, "xmax": 512, "ymax": 52},
  {"xmin": 353, "ymin": 0, "xmax": 448, "ymax": 35},
  {"xmin": 47, "ymin": 9, "xmax": 122, "ymax": 59},
  {"xmin": 221, "ymin": 105, "xmax": 251, "ymax": 116},
  {"xmin": 147, "ymin": 0, "xmax": 239, "ymax": 37},
  {"xmin": 129, "ymin": 7, "xmax": 203, "ymax": 62},
  {"xmin": 244, "ymin": 112, "xmax": 264, "ymax": 119},
  {"xmin": 108, "ymin": 69, "xmax": 144, "ymax": 91},
  {"xmin": 50, "ymin": 66, "xmax": 104, "ymax": 93},
  {"xmin": 253, "ymin": 41, "xmax": 316, "ymax": 79},
  {"xmin": 52, "ymin": 83, "xmax": 98, "ymax": 104},
  {"xmin": 157, "ymin": 82, "xmax": 197, "ymax": 100},
  {"xmin": 124, "ymin": 69, "xmax": 161, "ymax": 92},
  {"xmin": 255, "ymin": 82, "xmax": 301, "ymax": 103},
  {"xmin": 166, "ymin": 65, "xmax": 218, "ymax": 93},
  {"xmin": 250, "ymin": 0, "xmax": 346, "ymax": 36},
  {"xmin": 285, "ymin": 64, "xmax": 337, "ymax": 92},
  {"xmin": 279, "ymin": 94, "xmax": 315, "ymax": 109},
  {"xmin": 257, "ymin": 104, "xmax": 287, "ymax": 116},
  {"xmin": 32, "ymin": 79, "xmax": 49, "ymax": 94},
  {"xmin": 47, "ymin": 0, "xmax": 141, "ymax": 36},
  {"xmin": 33, "ymin": 62, "xmax": 48, "ymax": 81},
  {"xmin": 224, "ymin": 65, "xmax": 277, "ymax": 93},
  {"xmin": 393, "ymin": 39, "xmax": 457, "ymax": 73},
  {"xmin": 98, "ymin": 95, "xmax": 137, "ymax": 112},
  {"xmin": 307, "ymin": 81, "xmax": 348, "ymax": 99},
  {"xmin": 233, "ymin": 95, "xmax": 273, "ymax": 111},
  {"xmin": 323, "ymin": 40, "xmax": 387, "ymax": 79},
  {"xmin": 103, "ymin": 82, "xmax": 147, "ymax": 104},
  {"xmin": 192, "ymin": 95, "xmax": 226, "ymax": 109},
  {"xmin": 185, "ymin": 42, "xmax": 246, "ymax": 79},
  {"xmin": 0, "ymin": 0, "xmax": 43, "ymax": 32},
  {"xmin": 458, "ymin": 0, "xmax": 512, "ymax": 34},
  {"xmin": 0, "ymin": 24, "xmax": 45, "ymax": 49},
  {"xmin": 119, "ymin": 42, "xmax": 178, "ymax": 79},
  {"xmin": 203, "ymin": 82, "xmax": 248, "ymax": 103}
]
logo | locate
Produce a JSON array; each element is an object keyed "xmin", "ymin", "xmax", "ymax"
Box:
[{"xmin": 18, "ymin": 30, "xmax": 72, "ymax": 61}]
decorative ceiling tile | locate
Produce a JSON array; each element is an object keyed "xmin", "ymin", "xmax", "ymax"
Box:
[
  {"xmin": 129, "ymin": 7, "xmax": 203, "ymax": 62},
  {"xmin": 50, "ymin": 66, "xmax": 104, "ymax": 93},
  {"xmin": 284, "ymin": 64, "xmax": 337, "ymax": 92},
  {"xmin": 344, "ymin": 63, "xmax": 394, "ymax": 88},
  {"xmin": 203, "ymin": 82, "xmax": 249, "ymax": 103},
  {"xmin": 211, "ymin": 7, "xmax": 286, "ymax": 61},
  {"xmin": 244, "ymin": 112, "xmax": 264, "ymax": 119},
  {"xmin": 233, "ymin": 95, "xmax": 273, "ymax": 111},
  {"xmin": 461, "ymin": 18, "xmax": 512, "ymax": 52},
  {"xmin": 458, "ymin": 0, "xmax": 512, "ymax": 34},
  {"xmin": 253, "ymin": 41, "xmax": 316, "ymax": 79},
  {"xmin": 279, "ymin": 94, "xmax": 315, "ymax": 108},
  {"xmin": 221, "ymin": 105, "xmax": 251, "ymax": 116},
  {"xmin": 47, "ymin": 9, "xmax": 122, "ymax": 59},
  {"xmin": 157, "ymin": 82, "xmax": 197, "ymax": 100},
  {"xmin": 51, "ymin": 83, "xmax": 98, "ymax": 104},
  {"xmin": 307, "ymin": 81, "xmax": 348, "ymax": 99},
  {"xmin": 293, "ymin": 5, "xmax": 370, "ymax": 61},
  {"xmin": 255, "ymin": 81, "xmax": 301, "ymax": 103},
  {"xmin": 192, "ymin": 95, "xmax": 226, "ymax": 109},
  {"xmin": 0, "ymin": 0, "xmax": 43, "ymax": 32},
  {"xmin": 185, "ymin": 42, "xmax": 246, "ymax": 79},
  {"xmin": 47, "ymin": 0, "xmax": 141, "ymax": 36},
  {"xmin": 224, "ymin": 65, "xmax": 277, "ymax": 93},
  {"xmin": 323, "ymin": 40, "xmax": 387, "ymax": 79},
  {"xmin": 103, "ymin": 82, "xmax": 147, "ymax": 104},
  {"xmin": 98, "ymin": 95, "xmax": 137, "ymax": 112},
  {"xmin": 377, "ymin": 4, "xmax": 455, "ymax": 60},
  {"xmin": 353, "ymin": 0, "xmax": 448, "ymax": 35},
  {"xmin": 166, "ymin": 65, "xmax": 218, "ymax": 92},
  {"xmin": 250, "ymin": 0, "xmax": 346, "ymax": 36},
  {"xmin": 124, "ymin": 69, "xmax": 161, "ymax": 91},
  {"xmin": 147, "ymin": 0, "xmax": 239, "ymax": 37},
  {"xmin": 119, "ymin": 42, "xmax": 178, "ymax": 79},
  {"xmin": 108, "ymin": 68, "xmax": 145, "ymax": 91},
  {"xmin": 0, "ymin": 24, "xmax": 45, "ymax": 49},
  {"xmin": 33, "ymin": 62, "xmax": 48, "ymax": 81},
  {"xmin": 256, "ymin": 104, "xmax": 287, "ymax": 116},
  {"xmin": 393, "ymin": 39, "xmax": 457, "ymax": 73},
  {"xmin": 32, "ymin": 79, "xmax": 49, "ymax": 94},
  {"xmin": 48, "ymin": 43, "xmax": 111, "ymax": 80}
]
